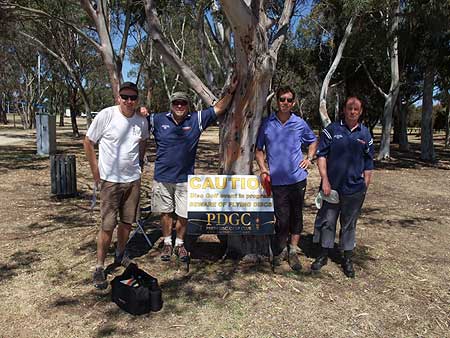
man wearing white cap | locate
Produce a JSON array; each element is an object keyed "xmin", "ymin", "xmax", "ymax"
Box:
[{"xmin": 311, "ymin": 96, "xmax": 374, "ymax": 278}]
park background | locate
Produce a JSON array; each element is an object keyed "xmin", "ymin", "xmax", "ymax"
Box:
[{"xmin": 1, "ymin": 0, "xmax": 449, "ymax": 337}]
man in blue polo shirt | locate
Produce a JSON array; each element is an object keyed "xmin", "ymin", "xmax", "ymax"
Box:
[
  {"xmin": 255, "ymin": 86, "xmax": 318, "ymax": 271},
  {"xmin": 148, "ymin": 80, "xmax": 237, "ymax": 263},
  {"xmin": 311, "ymin": 96, "xmax": 374, "ymax": 278}
]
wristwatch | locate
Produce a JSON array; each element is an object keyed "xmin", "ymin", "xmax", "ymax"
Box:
[{"xmin": 307, "ymin": 155, "xmax": 314, "ymax": 161}]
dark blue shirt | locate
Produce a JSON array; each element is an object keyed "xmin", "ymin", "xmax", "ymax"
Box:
[
  {"xmin": 256, "ymin": 112, "xmax": 317, "ymax": 186},
  {"xmin": 148, "ymin": 107, "xmax": 217, "ymax": 183},
  {"xmin": 317, "ymin": 121, "xmax": 374, "ymax": 196}
]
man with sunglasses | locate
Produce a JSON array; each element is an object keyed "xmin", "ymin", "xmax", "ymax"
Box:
[
  {"xmin": 84, "ymin": 82, "xmax": 149, "ymax": 289},
  {"xmin": 255, "ymin": 86, "xmax": 318, "ymax": 272},
  {"xmin": 148, "ymin": 80, "xmax": 237, "ymax": 263}
]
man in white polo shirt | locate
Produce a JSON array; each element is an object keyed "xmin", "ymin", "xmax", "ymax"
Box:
[{"xmin": 84, "ymin": 82, "xmax": 149, "ymax": 289}]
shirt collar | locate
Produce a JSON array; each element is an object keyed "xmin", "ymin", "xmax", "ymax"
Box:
[
  {"xmin": 166, "ymin": 111, "xmax": 191, "ymax": 124},
  {"xmin": 340, "ymin": 120, "xmax": 361, "ymax": 132},
  {"xmin": 271, "ymin": 111, "xmax": 296, "ymax": 123}
]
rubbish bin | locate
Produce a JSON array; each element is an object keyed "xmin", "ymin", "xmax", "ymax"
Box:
[
  {"xmin": 36, "ymin": 112, "xmax": 56, "ymax": 155},
  {"xmin": 50, "ymin": 154, "xmax": 77, "ymax": 197}
]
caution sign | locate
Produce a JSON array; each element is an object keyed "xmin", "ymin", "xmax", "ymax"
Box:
[{"xmin": 187, "ymin": 175, "xmax": 275, "ymax": 235}]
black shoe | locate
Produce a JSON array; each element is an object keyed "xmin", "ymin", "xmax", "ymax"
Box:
[
  {"xmin": 342, "ymin": 258, "xmax": 355, "ymax": 278},
  {"xmin": 311, "ymin": 255, "xmax": 328, "ymax": 272}
]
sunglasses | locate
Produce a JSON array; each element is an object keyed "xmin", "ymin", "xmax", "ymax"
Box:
[
  {"xmin": 120, "ymin": 94, "xmax": 138, "ymax": 101},
  {"xmin": 172, "ymin": 100, "xmax": 188, "ymax": 106},
  {"xmin": 279, "ymin": 97, "xmax": 294, "ymax": 103}
]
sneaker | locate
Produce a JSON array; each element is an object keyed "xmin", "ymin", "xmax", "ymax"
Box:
[
  {"xmin": 93, "ymin": 267, "xmax": 108, "ymax": 289},
  {"xmin": 114, "ymin": 251, "xmax": 131, "ymax": 267},
  {"xmin": 174, "ymin": 244, "xmax": 189, "ymax": 263},
  {"xmin": 160, "ymin": 244, "xmax": 173, "ymax": 262},
  {"xmin": 272, "ymin": 247, "xmax": 287, "ymax": 267},
  {"xmin": 288, "ymin": 249, "xmax": 302, "ymax": 271}
]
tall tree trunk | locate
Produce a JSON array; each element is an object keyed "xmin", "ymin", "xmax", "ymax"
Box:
[
  {"xmin": 0, "ymin": 101, "xmax": 7, "ymax": 125},
  {"xmin": 420, "ymin": 64, "xmax": 436, "ymax": 161},
  {"xmin": 319, "ymin": 16, "xmax": 355, "ymax": 127},
  {"xmin": 393, "ymin": 100, "xmax": 399, "ymax": 144},
  {"xmin": 377, "ymin": 1, "xmax": 400, "ymax": 160},
  {"xmin": 398, "ymin": 95, "xmax": 409, "ymax": 151},
  {"xmin": 58, "ymin": 93, "xmax": 65, "ymax": 127},
  {"xmin": 218, "ymin": 0, "xmax": 294, "ymax": 258},
  {"xmin": 68, "ymin": 87, "xmax": 80, "ymax": 137},
  {"xmin": 445, "ymin": 88, "xmax": 450, "ymax": 148},
  {"xmin": 144, "ymin": 0, "xmax": 295, "ymax": 259}
]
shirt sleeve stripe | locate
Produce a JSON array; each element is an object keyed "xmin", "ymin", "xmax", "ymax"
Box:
[
  {"xmin": 198, "ymin": 110, "xmax": 203, "ymax": 132},
  {"xmin": 149, "ymin": 113, "xmax": 155, "ymax": 134},
  {"xmin": 368, "ymin": 138, "xmax": 373, "ymax": 146},
  {"xmin": 323, "ymin": 128, "xmax": 332, "ymax": 140}
]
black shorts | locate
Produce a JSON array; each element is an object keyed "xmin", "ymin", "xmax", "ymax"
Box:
[{"xmin": 271, "ymin": 179, "xmax": 307, "ymax": 235}]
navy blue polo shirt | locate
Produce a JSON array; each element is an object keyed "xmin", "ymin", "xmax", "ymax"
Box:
[
  {"xmin": 256, "ymin": 112, "xmax": 317, "ymax": 186},
  {"xmin": 317, "ymin": 121, "xmax": 374, "ymax": 196},
  {"xmin": 148, "ymin": 107, "xmax": 216, "ymax": 183}
]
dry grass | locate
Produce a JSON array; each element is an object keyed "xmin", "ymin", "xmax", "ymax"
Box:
[{"xmin": 0, "ymin": 117, "xmax": 449, "ymax": 338}]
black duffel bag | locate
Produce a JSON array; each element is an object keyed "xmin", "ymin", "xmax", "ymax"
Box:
[{"xmin": 111, "ymin": 263, "xmax": 163, "ymax": 315}]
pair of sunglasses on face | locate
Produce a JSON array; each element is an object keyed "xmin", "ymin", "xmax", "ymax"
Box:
[
  {"xmin": 120, "ymin": 94, "xmax": 138, "ymax": 101},
  {"xmin": 172, "ymin": 100, "xmax": 188, "ymax": 106},
  {"xmin": 278, "ymin": 97, "xmax": 294, "ymax": 103}
]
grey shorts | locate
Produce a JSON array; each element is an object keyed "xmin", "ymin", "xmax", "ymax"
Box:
[
  {"xmin": 100, "ymin": 179, "xmax": 140, "ymax": 231},
  {"xmin": 151, "ymin": 181, "xmax": 188, "ymax": 218}
]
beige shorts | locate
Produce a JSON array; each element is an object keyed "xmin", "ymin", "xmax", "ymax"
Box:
[
  {"xmin": 151, "ymin": 181, "xmax": 188, "ymax": 219},
  {"xmin": 100, "ymin": 179, "xmax": 140, "ymax": 231}
]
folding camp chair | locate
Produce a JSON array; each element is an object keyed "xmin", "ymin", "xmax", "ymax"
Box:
[{"xmin": 127, "ymin": 205, "xmax": 154, "ymax": 249}]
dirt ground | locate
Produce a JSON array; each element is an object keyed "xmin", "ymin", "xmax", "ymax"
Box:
[{"xmin": 0, "ymin": 116, "xmax": 449, "ymax": 338}]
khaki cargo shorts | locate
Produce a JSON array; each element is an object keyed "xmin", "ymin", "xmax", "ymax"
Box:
[
  {"xmin": 151, "ymin": 181, "xmax": 188, "ymax": 219},
  {"xmin": 100, "ymin": 179, "xmax": 140, "ymax": 231}
]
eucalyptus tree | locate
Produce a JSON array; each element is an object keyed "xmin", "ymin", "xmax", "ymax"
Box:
[
  {"xmin": 359, "ymin": 0, "xmax": 400, "ymax": 160},
  {"xmin": 315, "ymin": 0, "xmax": 375, "ymax": 127},
  {"xmin": 408, "ymin": 0, "xmax": 450, "ymax": 161},
  {"xmin": 145, "ymin": 0, "xmax": 301, "ymax": 173},
  {"xmin": 143, "ymin": 0, "xmax": 301, "ymax": 257}
]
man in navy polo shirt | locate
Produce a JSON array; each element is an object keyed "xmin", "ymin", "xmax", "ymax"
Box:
[
  {"xmin": 311, "ymin": 96, "xmax": 374, "ymax": 278},
  {"xmin": 255, "ymin": 86, "xmax": 318, "ymax": 271},
  {"xmin": 148, "ymin": 81, "xmax": 237, "ymax": 263}
]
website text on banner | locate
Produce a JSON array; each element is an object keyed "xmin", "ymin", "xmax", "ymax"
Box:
[{"xmin": 187, "ymin": 175, "xmax": 275, "ymax": 235}]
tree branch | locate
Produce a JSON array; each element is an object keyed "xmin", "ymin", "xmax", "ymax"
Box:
[
  {"xmin": 7, "ymin": 1, "xmax": 101, "ymax": 50},
  {"xmin": 144, "ymin": 0, "xmax": 216, "ymax": 105},
  {"xmin": 269, "ymin": 0, "xmax": 296, "ymax": 55},
  {"xmin": 220, "ymin": 0, "xmax": 255, "ymax": 38},
  {"xmin": 363, "ymin": 62, "xmax": 388, "ymax": 98}
]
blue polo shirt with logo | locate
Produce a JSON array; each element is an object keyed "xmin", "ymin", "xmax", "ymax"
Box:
[
  {"xmin": 148, "ymin": 107, "xmax": 216, "ymax": 183},
  {"xmin": 256, "ymin": 112, "xmax": 317, "ymax": 186},
  {"xmin": 317, "ymin": 121, "xmax": 374, "ymax": 196}
]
